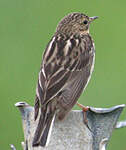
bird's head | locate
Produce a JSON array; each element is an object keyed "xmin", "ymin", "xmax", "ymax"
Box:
[{"xmin": 56, "ymin": 12, "xmax": 98, "ymax": 36}]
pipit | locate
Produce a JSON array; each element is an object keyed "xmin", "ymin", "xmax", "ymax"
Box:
[{"xmin": 32, "ymin": 12, "xmax": 98, "ymax": 147}]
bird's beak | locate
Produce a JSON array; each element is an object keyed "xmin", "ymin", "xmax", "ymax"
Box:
[{"xmin": 89, "ymin": 16, "xmax": 98, "ymax": 23}]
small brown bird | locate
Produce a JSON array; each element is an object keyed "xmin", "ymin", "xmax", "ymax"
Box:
[{"xmin": 32, "ymin": 12, "xmax": 98, "ymax": 147}]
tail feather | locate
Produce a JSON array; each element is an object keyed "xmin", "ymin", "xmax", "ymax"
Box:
[
  {"xmin": 32, "ymin": 114, "xmax": 44, "ymax": 146},
  {"xmin": 34, "ymin": 96, "xmax": 40, "ymax": 121},
  {"xmin": 32, "ymin": 109, "xmax": 55, "ymax": 147},
  {"xmin": 40, "ymin": 113, "xmax": 55, "ymax": 146}
]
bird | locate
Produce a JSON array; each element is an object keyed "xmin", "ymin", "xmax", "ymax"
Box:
[{"xmin": 32, "ymin": 12, "xmax": 98, "ymax": 147}]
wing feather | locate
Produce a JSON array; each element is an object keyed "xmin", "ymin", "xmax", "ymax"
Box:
[{"xmin": 36, "ymin": 34, "xmax": 94, "ymax": 109}]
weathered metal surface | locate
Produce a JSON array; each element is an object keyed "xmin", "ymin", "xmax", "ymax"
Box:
[{"xmin": 15, "ymin": 102, "xmax": 125, "ymax": 150}]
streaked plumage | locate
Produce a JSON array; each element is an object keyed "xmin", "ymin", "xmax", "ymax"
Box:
[{"xmin": 32, "ymin": 12, "xmax": 98, "ymax": 147}]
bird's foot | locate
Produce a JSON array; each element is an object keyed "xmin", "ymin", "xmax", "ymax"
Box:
[
  {"xmin": 77, "ymin": 102, "xmax": 89, "ymax": 112},
  {"xmin": 77, "ymin": 102, "xmax": 92, "ymax": 132}
]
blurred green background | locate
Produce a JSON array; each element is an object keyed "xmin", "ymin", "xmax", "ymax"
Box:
[{"xmin": 0, "ymin": 0, "xmax": 126, "ymax": 149}]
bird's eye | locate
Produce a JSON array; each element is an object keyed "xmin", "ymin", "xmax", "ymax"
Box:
[{"xmin": 83, "ymin": 20, "xmax": 88, "ymax": 24}]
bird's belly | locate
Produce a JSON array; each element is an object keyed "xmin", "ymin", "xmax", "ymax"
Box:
[{"xmin": 83, "ymin": 52, "xmax": 95, "ymax": 92}]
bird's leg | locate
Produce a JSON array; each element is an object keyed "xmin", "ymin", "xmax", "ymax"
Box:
[
  {"xmin": 77, "ymin": 102, "xmax": 92, "ymax": 132},
  {"xmin": 77, "ymin": 102, "xmax": 89, "ymax": 111}
]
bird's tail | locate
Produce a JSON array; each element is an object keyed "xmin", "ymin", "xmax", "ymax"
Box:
[{"xmin": 32, "ymin": 106, "xmax": 56, "ymax": 147}]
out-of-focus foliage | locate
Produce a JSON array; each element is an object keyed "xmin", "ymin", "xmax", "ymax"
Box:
[{"xmin": 0, "ymin": 0, "xmax": 126, "ymax": 149}]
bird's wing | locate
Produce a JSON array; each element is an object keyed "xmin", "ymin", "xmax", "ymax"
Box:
[
  {"xmin": 57, "ymin": 35, "xmax": 95, "ymax": 119},
  {"xmin": 36, "ymin": 34, "xmax": 94, "ymax": 108}
]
